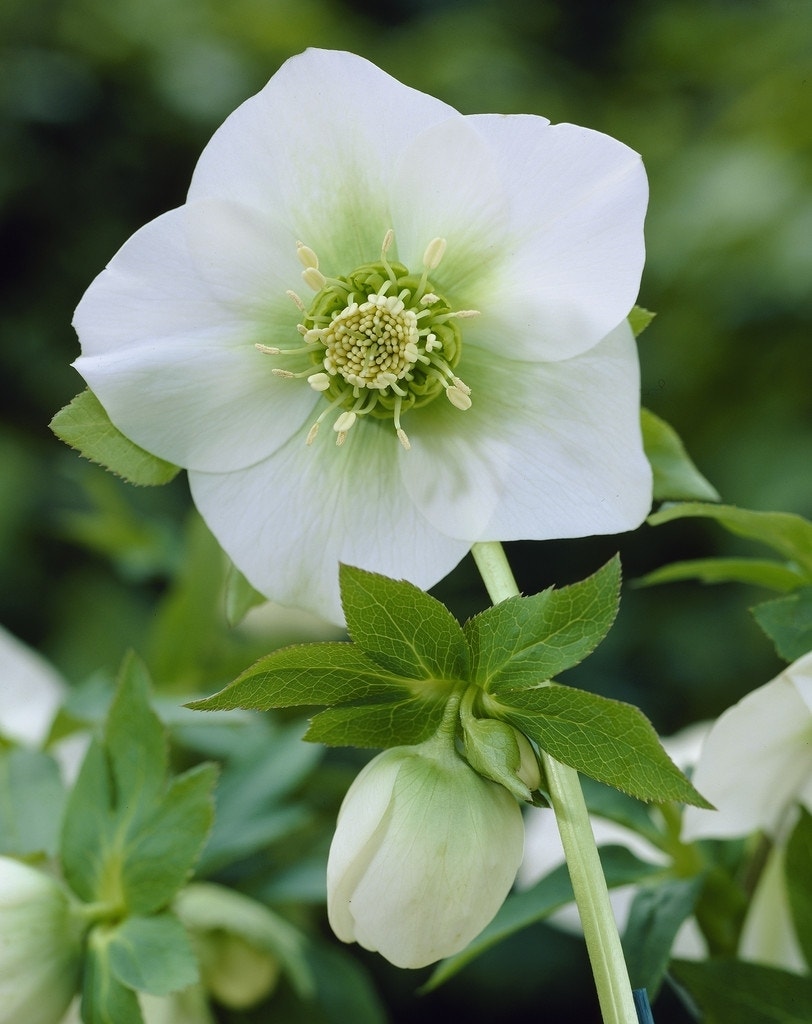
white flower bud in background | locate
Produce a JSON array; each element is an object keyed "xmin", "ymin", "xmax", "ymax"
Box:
[
  {"xmin": 327, "ymin": 735, "xmax": 525, "ymax": 968},
  {"xmin": 0, "ymin": 857, "xmax": 83, "ymax": 1024}
]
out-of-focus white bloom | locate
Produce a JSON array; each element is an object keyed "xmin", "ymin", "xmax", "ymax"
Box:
[
  {"xmin": 682, "ymin": 652, "xmax": 812, "ymax": 842},
  {"xmin": 519, "ymin": 721, "xmax": 710, "ymax": 958},
  {"xmin": 327, "ymin": 734, "xmax": 525, "ymax": 968},
  {"xmin": 0, "ymin": 625, "xmax": 88, "ymax": 784},
  {"xmin": 0, "ymin": 857, "xmax": 83, "ymax": 1024},
  {"xmin": 682, "ymin": 652, "xmax": 812, "ymax": 972},
  {"xmin": 0, "ymin": 624, "xmax": 65, "ymax": 747},
  {"xmin": 73, "ymin": 48, "xmax": 651, "ymax": 625},
  {"xmin": 173, "ymin": 883, "xmax": 284, "ymax": 1010}
]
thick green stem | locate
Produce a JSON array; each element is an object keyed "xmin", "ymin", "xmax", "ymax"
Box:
[{"xmin": 471, "ymin": 541, "xmax": 638, "ymax": 1024}]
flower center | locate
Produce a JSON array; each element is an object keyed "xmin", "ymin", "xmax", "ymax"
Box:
[{"xmin": 258, "ymin": 231, "xmax": 477, "ymax": 449}]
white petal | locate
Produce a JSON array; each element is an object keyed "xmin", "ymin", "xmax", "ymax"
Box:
[
  {"xmin": 0, "ymin": 626, "xmax": 65, "ymax": 747},
  {"xmin": 738, "ymin": 839, "xmax": 807, "ymax": 973},
  {"xmin": 682, "ymin": 652, "xmax": 812, "ymax": 841},
  {"xmin": 400, "ymin": 321, "xmax": 652, "ymax": 541},
  {"xmin": 74, "ymin": 203, "xmax": 319, "ymax": 472},
  {"xmin": 326, "ymin": 751, "xmax": 403, "ymax": 943},
  {"xmin": 389, "ymin": 116, "xmax": 508, "ymax": 302},
  {"xmin": 347, "ymin": 756, "xmax": 524, "ymax": 967},
  {"xmin": 466, "ymin": 114, "xmax": 647, "ymax": 361},
  {"xmin": 187, "ymin": 49, "xmax": 461, "ymax": 273},
  {"xmin": 188, "ymin": 423, "xmax": 471, "ymax": 625}
]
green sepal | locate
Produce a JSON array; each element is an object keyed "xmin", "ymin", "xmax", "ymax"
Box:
[
  {"xmin": 340, "ymin": 564, "xmax": 470, "ymax": 681},
  {"xmin": 669, "ymin": 958, "xmax": 812, "ymax": 1024},
  {"xmin": 465, "ymin": 557, "xmax": 621, "ymax": 694},
  {"xmin": 637, "ymin": 556, "xmax": 808, "ymax": 592},
  {"xmin": 460, "ymin": 717, "xmax": 534, "ymax": 802},
  {"xmin": 60, "ymin": 654, "xmax": 218, "ymax": 914},
  {"xmin": 641, "ymin": 408, "xmax": 720, "ymax": 502},
  {"xmin": 188, "ymin": 643, "xmax": 418, "ymax": 712},
  {"xmin": 423, "ymin": 845, "xmax": 661, "ymax": 991},
  {"xmin": 82, "ymin": 926, "xmax": 144, "ymax": 1024},
  {"xmin": 786, "ymin": 806, "xmax": 812, "ymax": 969},
  {"xmin": 107, "ymin": 914, "xmax": 199, "ymax": 996},
  {"xmin": 648, "ymin": 503, "xmax": 812, "ymax": 578},
  {"xmin": 628, "ymin": 306, "xmax": 656, "ymax": 338},
  {"xmin": 751, "ymin": 587, "xmax": 812, "ymax": 661},
  {"xmin": 490, "ymin": 683, "xmax": 711, "ymax": 807},
  {"xmin": 50, "ymin": 389, "xmax": 180, "ymax": 486},
  {"xmin": 622, "ymin": 876, "xmax": 704, "ymax": 995},
  {"xmin": 224, "ymin": 562, "xmax": 267, "ymax": 627}
]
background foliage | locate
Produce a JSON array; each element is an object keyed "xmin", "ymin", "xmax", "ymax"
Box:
[{"xmin": 2, "ymin": 0, "xmax": 810, "ymax": 1020}]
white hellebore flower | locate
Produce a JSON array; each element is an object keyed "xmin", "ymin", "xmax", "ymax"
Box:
[
  {"xmin": 326, "ymin": 734, "xmax": 525, "ymax": 969},
  {"xmin": 0, "ymin": 857, "xmax": 83, "ymax": 1024},
  {"xmin": 73, "ymin": 48, "xmax": 651, "ymax": 624},
  {"xmin": 682, "ymin": 651, "xmax": 812, "ymax": 972}
]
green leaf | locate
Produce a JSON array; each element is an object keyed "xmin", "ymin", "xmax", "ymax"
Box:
[
  {"xmin": 622, "ymin": 876, "xmax": 704, "ymax": 995},
  {"xmin": 641, "ymin": 409, "xmax": 720, "ymax": 502},
  {"xmin": 637, "ymin": 557, "xmax": 808, "ymax": 592},
  {"xmin": 648, "ymin": 503, "xmax": 812, "ymax": 577},
  {"xmin": 82, "ymin": 927, "xmax": 144, "ymax": 1024},
  {"xmin": 300, "ymin": 942, "xmax": 388, "ymax": 1024},
  {"xmin": 224, "ymin": 561, "xmax": 267, "ymax": 626},
  {"xmin": 50, "ymin": 389, "xmax": 180, "ymax": 487},
  {"xmin": 423, "ymin": 845, "xmax": 661, "ymax": 991},
  {"xmin": 752, "ymin": 588, "xmax": 812, "ymax": 661},
  {"xmin": 580, "ymin": 776, "xmax": 665, "ymax": 848},
  {"xmin": 786, "ymin": 807, "xmax": 812, "ymax": 970},
  {"xmin": 0, "ymin": 748, "xmax": 66, "ymax": 857},
  {"xmin": 340, "ymin": 565, "xmax": 470, "ymax": 681},
  {"xmin": 60, "ymin": 658, "xmax": 217, "ymax": 913},
  {"xmin": 188, "ymin": 643, "xmax": 415, "ymax": 712},
  {"xmin": 107, "ymin": 914, "xmax": 198, "ymax": 996},
  {"xmin": 305, "ymin": 696, "xmax": 447, "ymax": 748},
  {"xmin": 670, "ymin": 958, "xmax": 812, "ymax": 1024},
  {"xmin": 492, "ymin": 684, "xmax": 711, "ymax": 807},
  {"xmin": 465, "ymin": 557, "xmax": 621, "ymax": 694},
  {"xmin": 119, "ymin": 762, "xmax": 218, "ymax": 915},
  {"xmin": 629, "ymin": 306, "xmax": 656, "ymax": 338}
]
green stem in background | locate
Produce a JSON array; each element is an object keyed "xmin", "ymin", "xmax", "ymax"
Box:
[{"xmin": 471, "ymin": 541, "xmax": 639, "ymax": 1024}]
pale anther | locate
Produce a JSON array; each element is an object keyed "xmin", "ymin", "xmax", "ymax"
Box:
[
  {"xmin": 397, "ymin": 428, "xmax": 411, "ymax": 451},
  {"xmin": 334, "ymin": 411, "xmax": 357, "ymax": 434},
  {"xmin": 296, "ymin": 242, "xmax": 319, "ymax": 270},
  {"xmin": 446, "ymin": 385, "xmax": 473, "ymax": 411},
  {"xmin": 272, "ymin": 368, "xmax": 296, "ymax": 379},
  {"xmin": 308, "ymin": 372, "xmax": 331, "ymax": 392},
  {"xmin": 422, "ymin": 237, "xmax": 447, "ymax": 270},
  {"xmin": 302, "ymin": 267, "xmax": 326, "ymax": 292},
  {"xmin": 452, "ymin": 376, "xmax": 471, "ymax": 395},
  {"xmin": 421, "ymin": 293, "xmax": 439, "ymax": 306},
  {"xmin": 381, "ymin": 229, "xmax": 395, "ymax": 256},
  {"xmin": 286, "ymin": 289, "xmax": 306, "ymax": 311},
  {"xmin": 255, "ymin": 343, "xmax": 281, "ymax": 355}
]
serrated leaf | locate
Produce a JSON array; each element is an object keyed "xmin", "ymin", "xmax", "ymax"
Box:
[
  {"xmin": 0, "ymin": 748, "xmax": 66, "ymax": 857},
  {"xmin": 670, "ymin": 958, "xmax": 812, "ymax": 1023},
  {"xmin": 108, "ymin": 914, "xmax": 199, "ymax": 996},
  {"xmin": 641, "ymin": 408, "xmax": 720, "ymax": 502},
  {"xmin": 340, "ymin": 565, "xmax": 469, "ymax": 681},
  {"xmin": 61, "ymin": 739, "xmax": 116, "ymax": 903},
  {"xmin": 629, "ymin": 306, "xmax": 656, "ymax": 338},
  {"xmin": 465, "ymin": 558, "xmax": 621, "ymax": 693},
  {"xmin": 648, "ymin": 503, "xmax": 812, "ymax": 577},
  {"xmin": 188, "ymin": 643, "xmax": 415, "ymax": 712},
  {"xmin": 637, "ymin": 557, "xmax": 807, "ymax": 592},
  {"xmin": 752, "ymin": 588, "xmax": 812, "ymax": 661},
  {"xmin": 622, "ymin": 876, "xmax": 703, "ymax": 995},
  {"xmin": 105, "ymin": 653, "xmax": 168, "ymax": 829},
  {"xmin": 305, "ymin": 695, "xmax": 447, "ymax": 748},
  {"xmin": 51, "ymin": 389, "xmax": 180, "ymax": 487},
  {"xmin": 423, "ymin": 845, "xmax": 661, "ymax": 991},
  {"xmin": 491, "ymin": 684, "xmax": 711, "ymax": 806},
  {"xmin": 786, "ymin": 807, "xmax": 812, "ymax": 970},
  {"xmin": 82, "ymin": 927, "xmax": 144, "ymax": 1024},
  {"xmin": 120, "ymin": 762, "xmax": 218, "ymax": 915}
]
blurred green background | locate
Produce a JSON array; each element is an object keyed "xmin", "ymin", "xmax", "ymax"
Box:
[{"xmin": 1, "ymin": 0, "xmax": 811, "ymax": 1020}]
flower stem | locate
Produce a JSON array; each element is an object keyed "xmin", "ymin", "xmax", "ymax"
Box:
[{"xmin": 471, "ymin": 541, "xmax": 638, "ymax": 1024}]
